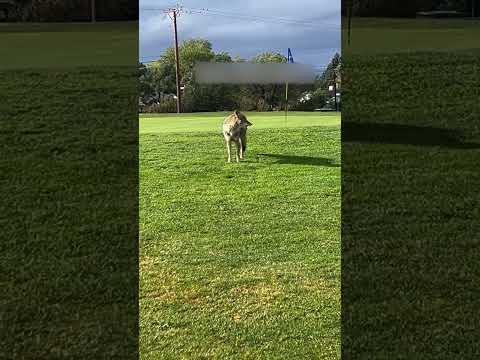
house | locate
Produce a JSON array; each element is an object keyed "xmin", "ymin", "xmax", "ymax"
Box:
[{"xmin": 299, "ymin": 92, "xmax": 313, "ymax": 103}]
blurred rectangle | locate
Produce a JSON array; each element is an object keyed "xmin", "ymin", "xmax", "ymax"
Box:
[{"xmin": 194, "ymin": 62, "xmax": 315, "ymax": 84}]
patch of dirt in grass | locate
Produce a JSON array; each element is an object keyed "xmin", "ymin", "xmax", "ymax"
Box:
[
  {"xmin": 139, "ymin": 256, "xmax": 156, "ymax": 268},
  {"xmin": 226, "ymin": 283, "xmax": 283, "ymax": 324},
  {"xmin": 148, "ymin": 288, "xmax": 205, "ymax": 307},
  {"xmin": 231, "ymin": 283, "xmax": 281, "ymax": 301},
  {"xmin": 301, "ymin": 279, "xmax": 333, "ymax": 292},
  {"xmin": 229, "ymin": 283, "xmax": 283, "ymax": 308}
]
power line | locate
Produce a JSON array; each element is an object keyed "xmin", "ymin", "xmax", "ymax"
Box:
[
  {"xmin": 188, "ymin": 7, "xmax": 337, "ymax": 28},
  {"xmin": 188, "ymin": 11, "xmax": 334, "ymax": 29},
  {"xmin": 190, "ymin": 7, "xmax": 333, "ymax": 24},
  {"xmin": 140, "ymin": 6, "xmax": 339, "ymax": 29}
]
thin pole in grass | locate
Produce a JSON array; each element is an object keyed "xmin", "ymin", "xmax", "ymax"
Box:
[
  {"xmin": 285, "ymin": 48, "xmax": 294, "ymax": 127},
  {"xmin": 285, "ymin": 82, "xmax": 288, "ymax": 127}
]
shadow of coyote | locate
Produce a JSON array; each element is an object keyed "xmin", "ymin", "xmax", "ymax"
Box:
[{"xmin": 223, "ymin": 110, "xmax": 253, "ymax": 163}]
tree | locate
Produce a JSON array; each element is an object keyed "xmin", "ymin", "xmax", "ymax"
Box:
[
  {"xmin": 305, "ymin": 53, "xmax": 341, "ymax": 110},
  {"xmin": 14, "ymin": 0, "xmax": 137, "ymax": 21},
  {"xmin": 245, "ymin": 52, "xmax": 287, "ymax": 111},
  {"xmin": 138, "ymin": 62, "xmax": 155, "ymax": 103},
  {"xmin": 315, "ymin": 53, "xmax": 341, "ymax": 91},
  {"xmin": 140, "ymin": 39, "xmax": 338, "ymax": 113},
  {"xmin": 150, "ymin": 39, "xmax": 250, "ymax": 112},
  {"xmin": 342, "ymin": 0, "xmax": 477, "ymax": 17},
  {"xmin": 153, "ymin": 38, "xmax": 215, "ymax": 93},
  {"xmin": 214, "ymin": 52, "xmax": 233, "ymax": 63},
  {"xmin": 346, "ymin": 0, "xmax": 418, "ymax": 17}
]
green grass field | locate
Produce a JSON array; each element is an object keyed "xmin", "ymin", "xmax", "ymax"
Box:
[
  {"xmin": 1, "ymin": 23, "xmax": 138, "ymax": 358},
  {"xmin": 139, "ymin": 112, "xmax": 341, "ymax": 359},
  {"xmin": 342, "ymin": 18, "xmax": 480, "ymax": 358},
  {"xmin": 0, "ymin": 22, "xmax": 137, "ymax": 69},
  {"xmin": 342, "ymin": 17, "xmax": 480, "ymax": 54},
  {"xmin": 139, "ymin": 111, "xmax": 340, "ymax": 134}
]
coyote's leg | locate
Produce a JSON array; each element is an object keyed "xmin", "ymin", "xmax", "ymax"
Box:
[
  {"xmin": 235, "ymin": 140, "xmax": 240, "ymax": 163},
  {"xmin": 238, "ymin": 137, "xmax": 243, "ymax": 160},
  {"xmin": 241, "ymin": 132, "xmax": 247, "ymax": 158},
  {"xmin": 226, "ymin": 140, "xmax": 232, "ymax": 163}
]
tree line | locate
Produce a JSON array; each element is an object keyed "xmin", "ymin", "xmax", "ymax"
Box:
[
  {"xmin": 342, "ymin": 0, "xmax": 479, "ymax": 17},
  {"xmin": 139, "ymin": 39, "xmax": 341, "ymax": 113},
  {"xmin": 4, "ymin": 0, "xmax": 138, "ymax": 21}
]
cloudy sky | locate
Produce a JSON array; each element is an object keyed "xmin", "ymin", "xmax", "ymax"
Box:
[{"xmin": 140, "ymin": 0, "xmax": 340, "ymax": 72}]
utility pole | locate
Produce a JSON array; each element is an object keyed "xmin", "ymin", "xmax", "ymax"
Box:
[
  {"xmin": 91, "ymin": 0, "xmax": 96, "ymax": 22},
  {"xmin": 165, "ymin": 7, "xmax": 182, "ymax": 113}
]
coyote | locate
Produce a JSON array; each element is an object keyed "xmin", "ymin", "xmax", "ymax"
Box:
[{"xmin": 223, "ymin": 110, "xmax": 252, "ymax": 163}]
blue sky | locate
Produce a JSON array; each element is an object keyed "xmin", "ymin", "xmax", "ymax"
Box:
[{"xmin": 140, "ymin": 0, "xmax": 340, "ymax": 72}]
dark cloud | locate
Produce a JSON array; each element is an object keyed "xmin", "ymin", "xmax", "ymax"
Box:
[{"xmin": 140, "ymin": 0, "xmax": 340, "ymax": 69}]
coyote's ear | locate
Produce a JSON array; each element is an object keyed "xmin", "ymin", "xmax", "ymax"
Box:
[
  {"xmin": 246, "ymin": 120, "xmax": 252, "ymax": 126},
  {"xmin": 234, "ymin": 110, "xmax": 239, "ymax": 117}
]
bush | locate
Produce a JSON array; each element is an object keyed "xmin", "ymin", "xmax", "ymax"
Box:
[
  {"xmin": 291, "ymin": 100, "xmax": 314, "ymax": 111},
  {"xmin": 143, "ymin": 98, "xmax": 176, "ymax": 113}
]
